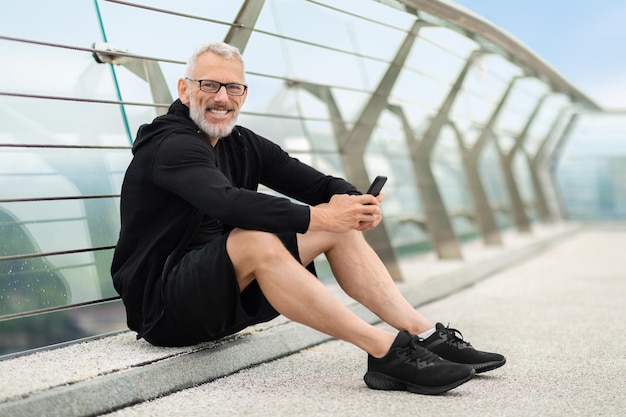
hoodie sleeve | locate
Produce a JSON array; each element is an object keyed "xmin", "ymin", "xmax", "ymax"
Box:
[
  {"xmin": 242, "ymin": 129, "xmax": 360, "ymax": 204},
  {"xmin": 151, "ymin": 131, "xmax": 311, "ymax": 233}
]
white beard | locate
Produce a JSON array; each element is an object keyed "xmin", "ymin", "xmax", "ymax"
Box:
[{"xmin": 189, "ymin": 102, "xmax": 239, "ymax": 139}]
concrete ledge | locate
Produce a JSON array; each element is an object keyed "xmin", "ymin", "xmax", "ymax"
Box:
[{"xmin": 0, "ymin": 223, "xmax": 580, "ymax": 417}]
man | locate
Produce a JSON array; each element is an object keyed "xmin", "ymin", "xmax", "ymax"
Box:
[{"xmin": 111, "ymin": 42, "xmax": 505, "ymax": 395}]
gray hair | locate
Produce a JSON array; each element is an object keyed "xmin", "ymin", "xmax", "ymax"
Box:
[{"xmin": 184, "ymin": 42, "xmax": 245, "ymax": 78}]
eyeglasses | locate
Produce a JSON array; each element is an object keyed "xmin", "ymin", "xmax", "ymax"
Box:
[{"xmin": 185, "ymin": 77, "xmax": 248, "ymax": 96}]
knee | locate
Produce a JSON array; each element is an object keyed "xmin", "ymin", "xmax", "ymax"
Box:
[
  {"xmin": 228, "ymin": 229, "xmax": 288, "ymax": 263},
  {"xmin": 332, "ymin": 228, "xmax": 365, "ymax": 247},
  {"xmin": 320, "ymin": 229, "xmax": 368, "ymax": 259}
]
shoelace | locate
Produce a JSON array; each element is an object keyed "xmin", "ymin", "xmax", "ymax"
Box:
[
  {"xmin": 440, "ymin": 324, "xmax": 472, "ymax": 348},
  {"xmin": 408, "ymin": 336, "xmax": 441, "ymax": 365}
]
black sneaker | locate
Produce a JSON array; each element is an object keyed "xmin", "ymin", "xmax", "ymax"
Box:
[
  {"xmin": 416, "ymin": 323, "xmax": 506, "ymax": 373},
  {"xmin": 364, "ymin": 331, "xmax": 475, "ymax": 395}
]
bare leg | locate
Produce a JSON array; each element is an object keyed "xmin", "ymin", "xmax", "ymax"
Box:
[
  {"xmin": 297, "ymin": 229, "xmax": 434, "ymax": 335},
  {"xmin": 226, "ymin": 229, "xmax": 395, "ymax": 358}
]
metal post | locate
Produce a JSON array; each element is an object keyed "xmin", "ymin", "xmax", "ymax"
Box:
[
  {"xmin": 92, "ymin": 44, "xmax": 173, "ymax": 115},
  {"xmin": 527, "ymin": 107, "xmax": 569, "ymax": 222},
  {"xmin": 283, "ymin": 18, "xmax": 427, "ymax": 280},
  {"xmin": 544, "ymin": 112, "xmax": 580, "ymax": 220},
  {"xmin": 497, "ymin": 93, "xmax": 549, "ymax": 229},
  {"xmin": 449, "ymin": 122, "xmax": 502, "ymax": 245},
  {"xmin": 433, "ymin": 50, "xmax": 504, "ymax": 248},
  {"xmin": 224, "ymin": 0, "xmax": 265, "ymax": 53},
  {"xmin": 471, "ymin": 75, "xmax": 531, "ymax": 233}
]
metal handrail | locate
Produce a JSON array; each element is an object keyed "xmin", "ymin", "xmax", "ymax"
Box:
[{"xmin": 397, "ymin": 0, "xmax": 600, "ymax": 110}]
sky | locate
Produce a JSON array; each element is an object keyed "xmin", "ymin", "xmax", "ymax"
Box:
[{"xmin": 451, "ymin": 0, "xmax": 626, "ymax": 110}]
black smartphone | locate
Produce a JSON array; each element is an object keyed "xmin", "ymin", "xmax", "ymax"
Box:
[{"xmin": 366, "ymin": 176, "xmax": 387, "ymax": 197}]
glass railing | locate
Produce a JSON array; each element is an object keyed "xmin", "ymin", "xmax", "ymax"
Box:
[{"xmin": 0, "ymin": 0, "xmax": 620, "ymax": 358}]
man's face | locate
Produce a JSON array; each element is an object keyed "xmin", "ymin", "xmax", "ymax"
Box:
[{"xmin": 178, "ymin": 52, "xmax": 247, "ymax": 145}]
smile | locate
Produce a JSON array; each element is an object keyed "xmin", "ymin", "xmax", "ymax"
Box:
[{"xmin": 208, "ymin": 109, "xmax": 229, "ymax": 116}]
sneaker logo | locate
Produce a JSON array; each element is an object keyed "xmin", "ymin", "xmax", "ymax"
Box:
[
  {"xmin": 424, "ymin": 338, "xmax": 447, "ymax": 349},
  {"xmin": 395, "ymin": 350, "xmax": 436, "ymax": 369},
  {"xmin": 416, "ymin": 359, "xmax": 436, "ymax": 369}
]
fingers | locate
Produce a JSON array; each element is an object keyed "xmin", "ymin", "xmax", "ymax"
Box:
[
  {"xmin": 355, "ymin": 204, "xmax": 383, "ymax": 231},
  {"xmin": 320, "ymin": 194, "xmax": 384, "ymax": 232},
  {"xmin": 356, "ymin": 215, "xmax": 382, "ymax": 231},
  {"xmin": 353, "ymin": 193, "xmax": 379, "ymax": 206},
  {"xmin": 347, "ymin": 194, "xmax": 382, "ymax": 228}
]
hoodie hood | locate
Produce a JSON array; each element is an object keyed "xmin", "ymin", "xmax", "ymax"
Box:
[{"xmin": 132, "ymin": 99, "xmax": 196, "ymax": 155}]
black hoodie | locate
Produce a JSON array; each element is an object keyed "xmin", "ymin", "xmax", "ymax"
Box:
[{"xmin": 111, "ymin": 99, "xmax": 358, "ymax": 338}]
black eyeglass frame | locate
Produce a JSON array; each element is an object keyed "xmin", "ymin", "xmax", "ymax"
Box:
[{"xmin": 185, "ymin": 77, "xmax": 248, "ymax": 96}]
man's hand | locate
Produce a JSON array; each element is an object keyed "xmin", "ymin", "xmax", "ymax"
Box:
[{"xmin": 308, "ymin": 193, "xmax": 384, "ymax": 233}]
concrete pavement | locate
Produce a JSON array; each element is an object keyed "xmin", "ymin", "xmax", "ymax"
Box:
[
  {"xmin": 104, "ymin": 226, "xmax": 626, "ymax": 417},
  {"xmin": 2, "ymin": 224, "xmax": 625, "ymax": 416}
]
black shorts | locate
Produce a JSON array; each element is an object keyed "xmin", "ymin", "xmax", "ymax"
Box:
[{"xmin": 143, "ymin": 231, "xmax": 302, "ymax": 347}]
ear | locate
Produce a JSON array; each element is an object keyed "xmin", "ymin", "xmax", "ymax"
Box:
[{"xmin": 177, "ymin": 78, "xmax": 190, "ymax": 105}]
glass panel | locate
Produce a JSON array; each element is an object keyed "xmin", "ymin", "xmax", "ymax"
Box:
[
  {"xmin": 0, "ymin": 40, "xmax": 120, "ymax": 103},
  {"xmin": 404, "ymin": 36, "xmax": 470, "ymax": 83},
  {"xmin": 0, "ymin": 249, "xmax": 117, "ymax": 317},
  {"xmin": 1, "ymin": 197, "xmax": 120, "ymax": 256},
  {"xmin": 396, "ymin": 104, "xmax": 434, "ymax": 135},
  {"xmin": 237, "ymin": 113, "xmax": 306, "ymax": 151},
  {"xmin": 0, "ymin": 0, "xmax": 102, "ymax": 45},
  {"xmin": 537, "ymin": 110, "xmax": 575, "ymax": 159},
  {"xmin": 332, "ymin": 89, "xmax": 371, "ymax": 123},
  {"xmin": 109, "ymin": 64, "xmax": 160, "ymax": 104},
  {"xmin": 244, "ymin": 75, "xmax": 289, "ymax": 115},
  {"xmin": 496, "ymin": 78, "xmax": 549, "ymax": 137},
  {"xmin": 302, "ymin": 120, "xmax": 339, "ymax": 153},
  {"xmin": 451, "ymin": 216, "xmax": 477, "ymax": 240},
  {"xmin": 307, "ymin": 153, "xmax": 346, "ymax": 180},
  {"xmin": 0, "ymin": 301, "xmax": 126, "ymax": 358},
  {"xmin": 496, "ymin": 134, "xmax": 516, "ymax": 155},
  {"xmin": 384, "ymin": 159, "xmax": 426, "ymax": 249},
  {"xmin": 451, "ymin": 94, "xmax": 495, "ymax": 143},
  {"xmin": 282, "ymin": 40, "xmax": 380, "ymax": 90},
  {"xmin": 317, "ymin": 0, "xmax": 415, "ymax": 29},
  {"xmin": 357, "ymin": 59, "xmax": 390, "ymax": 93},
  {"xmin": 242, "ymin": 32, "xmax": 290, "ymax": 76},
  {"xmin": 392, "ymin": 70, "xmax": 452, "ymax": 114},
  {"xmin": 420, "ymin": 27, "xmax": 478, "ymax": 59},
  {"xmin": 96, "ymin": 0, "xmax": 234, "ymax": 61},
  {"xmin": 0, "ymin": 148, "xmax": 130, "ymax": 200},
  {"xmin": 265, "ymin": 0, "xmax": 411, "ymax": 63},
  {"xmin": 525, "ymin": 96, "xmax": 571, "ymax": 155},
  {"xmin": 368, "ymin": 110, "xmax": 411, "ymax": 155},
  {"xmin": 556, "ymin": 114, "xmax": 626, "ymax": 220},
  {"xmin": 0, "ymin": 96, "xmax": 130, "ymax": 147},
  {"xmin": 114, "ymin": 0, "xmax": 244, "ymax": 22},
  {"xmin": 366, "ymin": 116, "xmax": 423, "ymax": 248},
  {"xmin": 269, "ymin": 0, "xmax": 369, "ymax": 54},
  {"xmin": 432, "ymin": 127, "xmax": 471, "ymax": 214},
  {"xmin": 480, "ymin": 142, "xmax": 509, "ymax": 219},
  {"xmin": 124, "ymin": 104, "xmax": 165, "ymax": 145}
]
